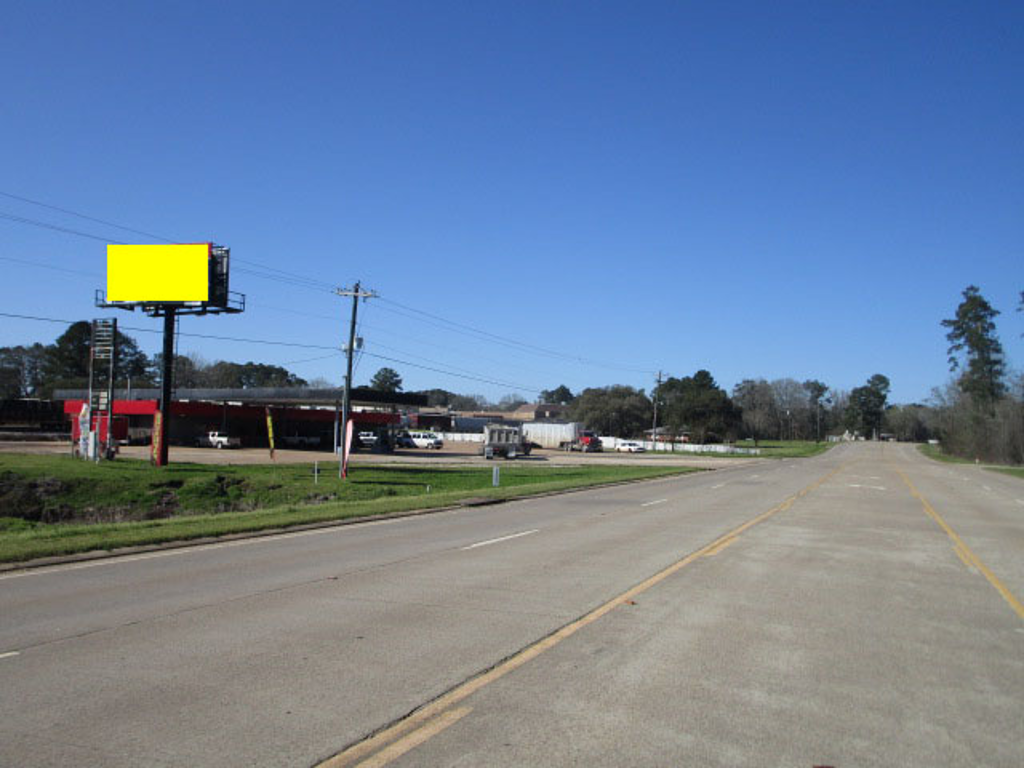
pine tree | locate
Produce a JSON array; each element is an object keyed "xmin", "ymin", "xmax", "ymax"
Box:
[{"xmin": 941, "ymin": 286, "xmax": 1006, "ymax": 407}]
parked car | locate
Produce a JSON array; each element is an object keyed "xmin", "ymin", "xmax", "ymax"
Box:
[
  {"xmin": 196, "ymin": 431, "xmax": 241, "ymax": 449},
  {"xmin": 395, "ymin": 431, "xmax": 416, "ymax": 448},
  {"xmin": 616, "ymin": 441, "xmax": 645, "ymax": 453},
  {"xmin": 357, "ymin": 431, "xmax": 378, "ymax": 448},
  {"xmin": 409, "ymin": 431, "xmax": 443, "ymax": 449}
]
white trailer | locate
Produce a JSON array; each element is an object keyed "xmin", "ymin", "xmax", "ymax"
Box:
[
  {"xmin": 521, "ymin": 422, "xmax": 601, "ymax": 451},
  {"xmin": 522, "ymin": 422, "xmax": 580, "ymax": 450}
]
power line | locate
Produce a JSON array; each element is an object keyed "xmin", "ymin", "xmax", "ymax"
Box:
[
  {"xmin": 0, "ymin": 255, "xmax": 101, "ymax": 279},
  {"xmin": 279, "ymin": 352, "xmax": 344, "ymax": 367},
  {"xmin": 1, "ymin": 191, "xmax": 652, "ymax": 376},
  {"xmin": 360, "ymin": 351, "xmax": 542, "ymax": 393},
  {"xmin": 0, "ymin": 210, "xmax": 123, "ymax": 244},
  {"xmin": 0, "ymin": 311, "xmax": 339, "ymax": 351},
  {"xmin": 251, "ymin": 302, "xmax": 566, "ymax": 380},
  {"xmin": 0, "ymin": 311, "xmax": 544, "ymax": 393},
  {"xmin": 376, "ymin": 298, "xmax": 654, "ymax": 375},
  {"xmin": 233, "ymin": 265, "xmax": 334, "ymax": 292},
  {"xmin": 368, "ymin": 339, "xmax": 534, "ymax": 386},
  {"xmin": 0, "ymin": 190, "xmax": 176, "ymax": 243},
  {"xmin": 0, "ymin": 191, "xmax": 335, "ymax": 291}
]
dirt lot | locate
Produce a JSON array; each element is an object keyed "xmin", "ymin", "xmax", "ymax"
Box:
[{"xmin": 0, "ymin": 440, "xmax": 760, "ymax": 470}]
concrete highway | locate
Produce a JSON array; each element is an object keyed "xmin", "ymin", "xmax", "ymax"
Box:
[{"xmin": 1, "ymin": 442, "xmax": 1021, "ymax": 767}]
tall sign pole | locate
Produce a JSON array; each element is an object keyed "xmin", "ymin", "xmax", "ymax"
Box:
[
  {"xmin": 97, "ymin": 242, "xmax": 244, "ymax": 468},
  {"xmin": 157, "ymin": 308, "xmax": 176, "ymax": 467},
  {"xmin": 335, "ymin": 282, "xmax": 377, "ymax": 478}
]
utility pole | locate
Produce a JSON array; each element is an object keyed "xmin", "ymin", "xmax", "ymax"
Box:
[
  {"xmin": 651, "ymin": 370, "xmax": 663, "ymax": 451},
  {"xmin": 335, "ymin": 282, "xmax": 377, "ymax": 478}
]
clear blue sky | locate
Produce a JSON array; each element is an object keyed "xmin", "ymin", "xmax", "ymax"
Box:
[{"xmin": 2, "ymin": 1, "xmax": 1021, "ymax": 404}]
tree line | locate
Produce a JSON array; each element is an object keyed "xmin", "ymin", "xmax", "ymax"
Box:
[
  {"xmin": 5, "ymin": 286, "xmax": 1021, "ymax": 464},
  {"xmin": 0, "ymin": 323, "xmax": 899, "ymax": 445},
  {"xmin": 529, "ymin": 372, "xmax": 890, "ymax": 444},
  {"xmin": 0, "ymin": 321, "xmax": 311, "ymax": 398},
  {"xmin": 924, "ymin": 286, "xmax": 1023, "ymax": 464}
]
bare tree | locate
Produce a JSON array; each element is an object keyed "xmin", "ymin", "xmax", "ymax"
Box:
[
  {"xmin": 770, "ymin": 378, "xmax": 808, "ymax": 440},
  {"xmin": 733, "ymin": 379, "xmax": 776, "ymax": 445}
]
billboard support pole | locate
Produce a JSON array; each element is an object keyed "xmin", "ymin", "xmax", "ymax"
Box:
[
  {"xmin": 97, "ymin": 242, "xmax": 244, "ymax": 468},
  {"xmin": 157, "ymin": 308, "xmax": 175, "ymax": 467}
]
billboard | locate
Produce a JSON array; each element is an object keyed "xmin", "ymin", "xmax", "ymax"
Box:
[{"xmin": 107, "ymin": 243, "xmax": 210, "ymax": 302}]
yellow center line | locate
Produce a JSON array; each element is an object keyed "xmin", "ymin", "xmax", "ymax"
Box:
[
  {"xmin": 896, "ymin": 469, "xmax": 1024, "ymax": 622},
  {"xmin": 353, "ymin": 708, "xmax": 471, "ymax": 768},
  {"xmin": 703, "ymin": 536, "xmax": 738, "ymax": 557},
  {"xmin": 316, "ymin": 460, "xmax": 851, "ymax": 768},
  {"xmin": 953, "ymin": 544, "xmax": 974, "ymax": 571}
]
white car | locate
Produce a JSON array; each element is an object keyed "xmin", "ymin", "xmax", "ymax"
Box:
[
  {"xmin": 616, "ymin": 441, "xmax": 645, "ymax": 453},
  {"xmin": 196, "ymin": 431, "xmax": 241, "ymax": 449},
  {"xmin": 409, "ymin": 431, "xmax": 443, "ymax": 449}
]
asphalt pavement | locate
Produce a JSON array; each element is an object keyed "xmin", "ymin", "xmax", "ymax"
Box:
[{"xmin": 1, "ymin": 442, "xmax": 1021, "ymax": 767}]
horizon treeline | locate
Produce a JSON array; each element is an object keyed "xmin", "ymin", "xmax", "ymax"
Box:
[{"xmin": 3, "ymin": 285, "xmax": 1022, "ymax": 464}]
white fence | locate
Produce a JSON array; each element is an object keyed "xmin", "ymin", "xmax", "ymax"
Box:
[
  {"xmin": 599, "ymin": 436, "xmax": 760, "ymax": 456},
  {"xmin": 441, "ymin": 433, "xmax": 485, "ymax": 443},
  {"xmin": 440, "ymin": 432, "xmax": 760, "ymax": 455}
]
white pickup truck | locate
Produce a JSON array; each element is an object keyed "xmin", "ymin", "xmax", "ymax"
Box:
[{"xmin": 196, "ymin": 431, "xmax": 241, "ymax": 449}]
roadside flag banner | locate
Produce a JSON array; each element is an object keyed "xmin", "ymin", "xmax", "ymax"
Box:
[
  {"xmin": 78, "ymin": 403, "xmax": 90, "ymax": 459},
  {"xmin": 151, "ymin": 411, "xmax": 163, "ymax": 466},
  {"xmin": 266, "ymin": 407, "xmax": 275, "ymax": 461},
  {"xmin": 343, "ymin": 420, "xmax": 354, "ymax": 478}
]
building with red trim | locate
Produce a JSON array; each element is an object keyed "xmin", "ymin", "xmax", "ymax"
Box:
[{"xmin": 57, "ymin": 387, "xmax": 426, "ymax": 449}]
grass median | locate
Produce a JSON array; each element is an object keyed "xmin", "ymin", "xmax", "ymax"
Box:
[{"xmin": 0, "ymin": 454, "xmax": 700, "ymax": 564}]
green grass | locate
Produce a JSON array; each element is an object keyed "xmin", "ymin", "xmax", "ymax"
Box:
[
  {"xmin": 0, "ymin": 454, "xmax": 699, "ymax": 563},
  {"xmin": 918, "ymin": 444, "xmax": 1024, "ymax": 478},
  {"xmin": 743, "ymin": 441, "xmax": 833, "ymax": 459},
  {"xmin": 917, "ymin": 443, "xmax": 975, "ymax": 464}
]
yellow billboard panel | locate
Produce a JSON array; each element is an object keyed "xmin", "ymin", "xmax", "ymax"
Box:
[{"xmin": 107, "ymin": 244, "xmax": 210, "ymax": 302}]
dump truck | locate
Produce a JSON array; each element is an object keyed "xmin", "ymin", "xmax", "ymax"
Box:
[{"xmin": 482, "ymin": 423, "xmax": 532, "ymax": 459}]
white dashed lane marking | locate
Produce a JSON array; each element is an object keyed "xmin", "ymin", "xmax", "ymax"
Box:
[{"xmin": 461, "ymin": 530, "xmax": 539, "ymax": 550}]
